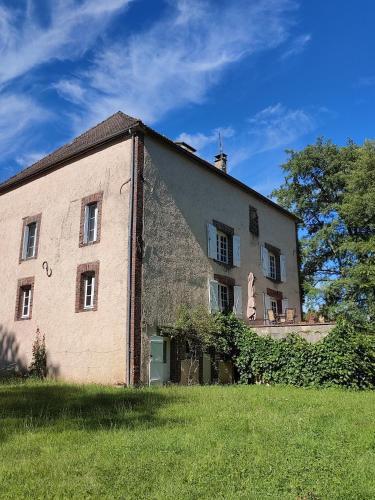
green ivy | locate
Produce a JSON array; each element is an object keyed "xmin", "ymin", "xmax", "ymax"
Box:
[{"xmin": 234, "ymin": 319, "xmax": 375, "ymax": 389}]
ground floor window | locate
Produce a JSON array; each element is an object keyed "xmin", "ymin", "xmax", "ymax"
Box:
[
  {"xmin": 218, "ymin": 283, "xmax": 230, "ymax": 312},
  {"xmin": 75, "ymin": 261, "xmax": 100, "ymax": 312},
  {"xmin": 15, "ymin": 277, "xmax": 35, "ymax": 321}
]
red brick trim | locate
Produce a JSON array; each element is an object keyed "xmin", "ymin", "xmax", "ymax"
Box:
[
  {"xmin": 19, "ymin": 213, "xmax": 42, "ymax": 263},
  {"xmin": 79, "ymin": 192, "xmax": 103, "ymax": 247},
  {"xmin": 129, "ymin": 133, "xmax": 144, "ymax": 385},
  {"xmin": 214, "ymin": 274, "xmax": 235, "ymax": 287},
  {"xmin": 15, "ymin": 276, "xmax": 35, "ymax": 321},
  {"xmin": 75, "ymin": 261, "xmax": 100, "ymax": 313},
  {"xmin": 267, "ymin": 288, "xmax": 283, "ymax": 300}
]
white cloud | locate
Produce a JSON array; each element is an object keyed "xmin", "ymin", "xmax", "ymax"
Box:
[
  {"xmin": 0, "ymin": 93, "xmax": 50, "ymax": 156},
  {"xmin": 57, "ymin": 0, "xmax": 297, "ymax": 127},
  {"xmin": 176, "ymin": 127, "xmax": 235, "ymax": 151},
  {"xmin": 281, "ymin": 33, "xmax": 311, "ymax": 59},
  {"xmin": 0, "ymin": 0, "xmax": 133, "ymax": 86},
  {"xmin": 16, "ymin": 151, "xmax": 48, "ymax": 168},
  {"xmin": 246, "ymin": 102, "xmax": 314, "ymax": 154}
]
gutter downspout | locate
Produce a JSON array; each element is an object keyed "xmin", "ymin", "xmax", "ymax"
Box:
[{"xmin": 126, "ymin": 133, "xmax": 136, "ymax": 386}]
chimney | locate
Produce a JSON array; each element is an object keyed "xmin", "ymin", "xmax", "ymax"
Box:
[
  {"xmin": 175, "ymin": 141, "xmax": 197, "ymax": 154},
  {"xmin": 214, "ymin": 152, "xmax": 227, "ymax": 173}
]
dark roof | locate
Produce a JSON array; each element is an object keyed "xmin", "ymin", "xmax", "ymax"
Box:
[
  {"xmin": 0, "ymin": 110, "xmax": 299, "ymax": 222},
  {"xmin": 0, "ymin": 111, "xmax": 139, "ymax": 192}
]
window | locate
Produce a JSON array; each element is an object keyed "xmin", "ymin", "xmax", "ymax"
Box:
[
  {"xmin": 85, "ymin": 203, "xmax": 98, "ymax": 243},
  {"xmin": 20, "ymin": 214, "xmax": 41, "ymax": 262},
  {"xmin": 15, "ymin": 277, "xmax": 35, "ymax": 321},
  {"xmin": 261, "ymin": 244, "xmax": 286, "ymax": 282},
  {"xmin": 270, "ymin": 298, "xmax": 278, "ymax": 316},
  {"xmin": 249, "ymin": 205, "xmax": 259, "ymax": 236},
  {"xmin": 76, "ymin": 262, "xmax": 100, "ymax": 312},
  {"xmin": 216, "ymin": 231, "xmax": 228, "ymax": 264},
  {"xmin": 25, "ymin": 222, "xmax": 37, "ymax": 258},
  {"xmin": 79, "ymin": 192, "xmax": 103, "ymax": 247},
  {"xmin": 208, "ymin": 220, "xmax": 240, "ymax": 267},
  {"xmin": 21, "ymin": 287, "xmax": 32, "ymax": 318},
  {"xmin": 83, "ymin": 273, "xmax": 95, "ymax": 309},
  {"xmin": 269, "ymin": 253, "xmax": 276, "ymax": 280},
  {"xmin": 218, "ymin": 283, "xmax": 229, "ymax": 311}
]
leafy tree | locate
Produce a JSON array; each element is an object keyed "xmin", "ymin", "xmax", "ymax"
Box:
[{"xmin": 272, "ymin": 138, "xmax": 375, "ymax": 321}]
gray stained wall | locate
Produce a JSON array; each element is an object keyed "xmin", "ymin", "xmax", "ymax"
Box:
[{"xmin": 142, "ymin": 136, "xmax": 301, "ymax": 333}]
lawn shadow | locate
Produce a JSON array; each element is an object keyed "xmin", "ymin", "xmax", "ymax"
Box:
[
  {"xmin": 0, "ymin": 382, "xmax": 183, "ymax": 443},
  {"xmin": 0, "ymin": 325, "xmax": 60, "ymax": 379}
]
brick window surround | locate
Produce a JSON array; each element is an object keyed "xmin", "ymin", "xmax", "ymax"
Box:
[
  {"xmin": 212, "ymin": 220, "xmax": 234, "ymax": 268},
  {"xmin": 79, "ymin": 192, "xmax": 103, "ymax": 247},
  {"xmin": 19, "ymin": 213, "xmax": 42, "ymax": 263},
  {"xmin": 15, "ymin": 276, "xmax": 35, "ymax": 321},
  {"xmin": 75, "ymin": 261, "xmax": 100, "ymax": 313}
]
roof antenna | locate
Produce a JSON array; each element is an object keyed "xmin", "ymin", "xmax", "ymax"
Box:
[
  {"xmin": 218, "ymin": 131, "xmax": 223, "ymax": 155},
  {"xmin": 214, "ymin": 131, "xmax": 227, "ymax": 173}
]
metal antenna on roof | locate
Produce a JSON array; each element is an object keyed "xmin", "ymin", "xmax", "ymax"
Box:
[{"xmin": 218, "ymin": 131, "xmax": 223, "ymax": 155}]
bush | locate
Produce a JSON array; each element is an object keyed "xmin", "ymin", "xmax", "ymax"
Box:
[
  {"xmin": 235, "ymin": 319, "xmax": 375, "ymax": 389},
  {"xmin": 29, "ymin": 328, "xmax": 47, "ymax": 379}
]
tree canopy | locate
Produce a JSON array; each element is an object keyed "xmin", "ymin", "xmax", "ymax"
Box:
[{"xmin": 272, "ymin": 138, "xmax": 375, "ymax": 322}]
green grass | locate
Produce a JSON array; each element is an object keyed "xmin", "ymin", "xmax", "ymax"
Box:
[{"xmin": 0, "ymin": 381, "xmax": 374, "ymax": 499}]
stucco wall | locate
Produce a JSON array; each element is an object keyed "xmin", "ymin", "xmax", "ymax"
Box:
[
  {"xmin": 0, "ymin": 138, "xmax": 132, "ymax": 383},
  {"xmin": 142, "ymin": 137, "xmax": 301, "ymax": 331}
]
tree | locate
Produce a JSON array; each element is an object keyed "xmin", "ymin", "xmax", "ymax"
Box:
[{"xmin": 272, "ymin": 138, "xmax": 375, "ymax": 322}]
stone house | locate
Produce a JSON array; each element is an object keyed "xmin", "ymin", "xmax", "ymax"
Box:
[{"xmin": 0, "ymin": 111, "xmax": 301, "ymax": 385}]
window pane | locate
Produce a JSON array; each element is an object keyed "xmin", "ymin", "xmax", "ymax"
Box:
[
  {"xmin": 216, "ymin": 231, "xmax": 228, "ymax": 263},
  {"xmin": 86, "ymin": 203, "xmax": 97, "ymax": 242},
  {"xmin": 26, "ymin": 222, "xmax": 36, "ymax": 258},
  {"xmin": 84, "ymin": 274, "xmax": 95, "ymax": 308},
  {"xmin": 219, "ymin": 284, "xmax": 229, "ymax": 311},
  {"xmin": 22, "ymin": 288, "xmax": 31, "ymax": 317}
]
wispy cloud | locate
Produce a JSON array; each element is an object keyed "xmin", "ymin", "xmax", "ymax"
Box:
[
  {"xmin": 56, "ymin": 0, "xmax": 298, "ymax": 127},
  {"xmin": 0, "ymin": 0, "xmax": 132, "ymax": 164},
  {"xmin": 281, "ymin": 33, "xmax": 311, "ymax": 59},
  {"xmin": 176, "ymin": 127, "xmax": 235, "ymax": 151},
  {"xmin": 0, "ymin": 0, "xmax": 133, "ymax": 86},
  {"xmin": 357, "ymin": 75, "xmax": 375, "ymax": 87},
  {"xmin": 16, "ymin": 151, "xmax": 48, "ymax": 168},
  {"xmin": 180, "ymin": 103, "xmax": 316, "ymax": 170},
  {"xmin": 246, "ymin": 102, "xmax": 314, "ymax": 153}
]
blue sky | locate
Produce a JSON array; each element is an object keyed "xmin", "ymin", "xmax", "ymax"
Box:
[{"xmin": 1, "ymin": 0, "xmax": 375, "ymax": 196}]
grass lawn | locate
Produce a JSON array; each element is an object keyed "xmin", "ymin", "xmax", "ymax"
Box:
[{"xmin": 0, "ymin": 381, "xmax": 374, "ymax": 499}]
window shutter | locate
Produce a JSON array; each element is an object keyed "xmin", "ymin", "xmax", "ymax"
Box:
[
  {"xmin": 209, "ymin": 280, "xmax": 219, "ymax": 313},
  {"xmin": 282, "ymin": 298, "xmax": 289, "ymax": 313},
  {"xmin": 232, "ymin": 235, "xmax": 241, "ymax": 267},
  {"xmin": 83, "ymin": 205, "xmax": 89, "ymax": 244},
  {"xmin": 280, "ymin": 254, "xmax": 286, "ymax": 282},
  {"xmin": 264, "ymin": 294, "xmax": 272, "ymax": 319},
  {"xmin": 233, "ymin": 286, "xmax": 242, "ymax": 317},
  {"xmin": 207, "ymin": 223, "xmax": 217, "ymax": 259},
  {"xmin": 261, "ymin": 245, "xmax": 269, "ymax": 276}
]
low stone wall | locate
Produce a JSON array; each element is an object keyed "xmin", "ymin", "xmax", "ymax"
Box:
[{"xmin": 252, "ymin": 323, "xmax": 336, "ymax": 343}]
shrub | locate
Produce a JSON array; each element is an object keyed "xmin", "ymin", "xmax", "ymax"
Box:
[
  {"xmin": 29, "ymin": 328, "xmax": 47, "ymax": 379},
  {"xmin": 236, "ymin": 319, "xmax": 375, "ymax": 389}
]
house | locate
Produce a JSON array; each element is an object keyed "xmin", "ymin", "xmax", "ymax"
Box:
[{"xmin": 0, "ymin": 111, "xmax": 301, "ymax": 385}]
